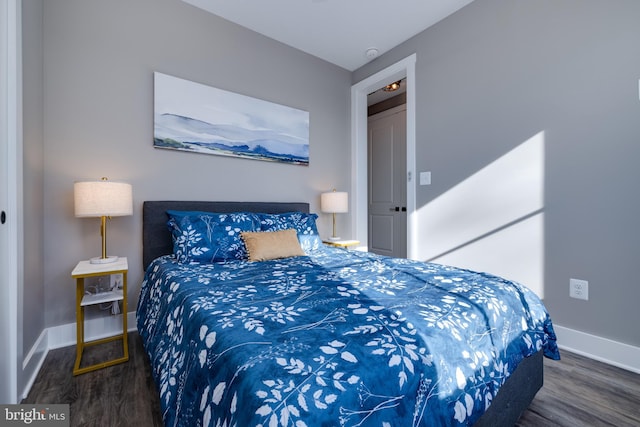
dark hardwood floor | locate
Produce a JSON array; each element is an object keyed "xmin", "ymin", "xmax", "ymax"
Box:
[
  {"xmin": 23, "ymin": 333, "xmax": 163, "ymax": 427},
  {"xmin": 517, "ymin": 350, "xmax": 640, "ymax": 427},
  {"xmin": 23, "ymin": 332, "xmax": 640, "ymax": 426}
]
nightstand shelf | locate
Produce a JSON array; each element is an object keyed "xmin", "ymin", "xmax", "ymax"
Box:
[
  {"xmin": 80, "ymin": 289, "xmax": 123, "ymax": 306},
  {"xmin": 71, "ymin": 257, "xmax": 129, "ymax": 376}
]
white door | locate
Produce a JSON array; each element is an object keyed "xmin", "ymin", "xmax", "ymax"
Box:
[{"xmin": 368, "ymin": 106, "xmax": 407, "ymax": 258}]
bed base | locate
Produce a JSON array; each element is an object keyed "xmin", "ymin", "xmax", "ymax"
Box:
[{"xmin": 474, "ymin": 349, "xmax": 543, "ymax": 426}]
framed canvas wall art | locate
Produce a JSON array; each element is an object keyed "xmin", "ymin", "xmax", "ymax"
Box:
[{"xmin": 154, "ymin": 72, "xmax": 310, "ymax": 165}]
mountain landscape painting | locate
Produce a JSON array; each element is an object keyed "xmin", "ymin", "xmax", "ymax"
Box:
[{"xmin": 154, "ymin": 72, "xmax": 310, "ymax": 165}]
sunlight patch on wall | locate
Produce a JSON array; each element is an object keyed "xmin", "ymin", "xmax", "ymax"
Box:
[
  {"xmin": 417, "ymin": 132, "xmax": 545, "ymax": 297},
  {"xmin": 433, "ymin": 214, "xmax": 544, "ymax": 297}
]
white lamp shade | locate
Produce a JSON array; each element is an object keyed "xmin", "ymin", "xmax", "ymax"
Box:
[
  {"xmin": 321, "ymin": 191, "xmax": 348, "ymax": 213},
  {"xmin": 74, "ymin": 180, "xmax": 133, "ymax": 217}
]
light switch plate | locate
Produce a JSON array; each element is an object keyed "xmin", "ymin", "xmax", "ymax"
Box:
[{"xmin": 420, "ymin": 171, "xmax": 431, "ymax": 186}]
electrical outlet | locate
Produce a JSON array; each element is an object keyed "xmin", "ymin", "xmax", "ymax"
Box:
[
  {"xmin": 110, "ymin": 273, "xmax": 123, "ymax": 291},
  {"xmin": 569, "ymin": 278, "xmax": 589, "ymax": 300}
]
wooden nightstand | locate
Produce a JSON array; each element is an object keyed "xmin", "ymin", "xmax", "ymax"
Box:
[
  {"xmin": 322, "ymin": 239, "xmax": 360, "ymax": 248},
  {"xmin": 71, "ymin": 257, "xmax": 129, "ymax": 375}
]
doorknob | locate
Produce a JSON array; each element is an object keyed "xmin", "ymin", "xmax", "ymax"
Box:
[
  {"xmin": 1, "ymin": 211, "xmax": 5, "ymax": 224},
  {"xmin": 389, "ymin": 206, "xmax": 400, "ymax": 212}
]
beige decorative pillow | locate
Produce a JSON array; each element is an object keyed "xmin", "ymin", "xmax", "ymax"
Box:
[{"xmin": 240, "ymin": 229, "xmax": 305, "ymax": 261}]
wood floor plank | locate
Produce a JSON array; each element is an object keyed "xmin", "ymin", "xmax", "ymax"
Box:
[{"xmin": 23, "ymin": 332, "xmax": 640, "ymax": 427}]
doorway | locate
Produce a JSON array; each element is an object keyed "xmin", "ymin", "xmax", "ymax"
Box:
[{"xmin": 351, "ymin": 54, "xmax": 417, "ymax": 259}]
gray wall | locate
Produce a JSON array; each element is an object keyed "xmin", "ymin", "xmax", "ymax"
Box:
[
  {"xmin": 22, "ymin": 0, "xmax": 45, "ymax": 356},
  {"xmin": 354, "ymin": 0, "xmax": 640, "ymax": 347},
  {"xmin": 35, "ymin": 0, "xmax": 351, "ymax": 327}
]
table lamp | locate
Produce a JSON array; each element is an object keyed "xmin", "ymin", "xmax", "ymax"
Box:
[
  {"xmin": 320, "ymin": 189, "xmax": 348, "ymax": 241},
  {"xmin": 74, "ymin": 177, "xmax": 133, "ymax": 264}
]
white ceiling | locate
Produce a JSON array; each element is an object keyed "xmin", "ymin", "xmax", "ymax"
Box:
[{"xmin": 182, "ymin": 0, "xmax": 476, "ymax": 71}]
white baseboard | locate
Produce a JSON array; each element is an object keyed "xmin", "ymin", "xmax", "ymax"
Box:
[
  {"xmin": 21, "ymin": 328, "xmax": 49, "ymax": 400},
  {"xmin": 554, "ymin": 324, "xmax": 640, "ymax": 374},
  {"xmin": 47, "ymin": 311, "xmax": 137, "ymax": 350},
  {"xmin": 22, "ymin": 328, "xmax": 48, "ymax": 371}
]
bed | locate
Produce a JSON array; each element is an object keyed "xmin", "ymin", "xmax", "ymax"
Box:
[{"xmin": 137, "ymin": 200, "xmax": 559, "ymax": 427}]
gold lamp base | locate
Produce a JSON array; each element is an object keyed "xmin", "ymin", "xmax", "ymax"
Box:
[
  {"xmin": 89, "ymin": 215, "xmax": 118, "ymax": 264},
  {"xmin": 328, "ymin": 212, "xmax": 340, "ymax": 240}
]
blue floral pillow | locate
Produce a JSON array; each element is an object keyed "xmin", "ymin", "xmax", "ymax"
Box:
[
  {"xmin": 167, "ymin": 210, "xmax": 260, "ymax": 263},
  {"xmin": 257, "ymin": 212, "xmax": 323, "ymax": 252}
]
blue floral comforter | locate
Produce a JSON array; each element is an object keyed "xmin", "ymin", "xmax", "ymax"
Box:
[{"xmin": 137, "ymin": 247, "xmax": 559, "ymax": 427}]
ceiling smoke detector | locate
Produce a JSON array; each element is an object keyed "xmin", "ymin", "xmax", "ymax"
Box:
[{"xmin": 365, "ymin": 47, "xmax": 379, "ymax": 59}]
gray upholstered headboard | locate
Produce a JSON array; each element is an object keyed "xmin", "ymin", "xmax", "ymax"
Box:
[{"xmin": 142, "ymin": 201, "xmax": 310, "ymax": 271}]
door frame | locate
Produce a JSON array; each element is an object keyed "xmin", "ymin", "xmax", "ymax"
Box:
[
  {"xmin": 1, "ymin": 0, "xmax": 21, "ymax": 404},
  {"xmin": 351, "ymin": 54, "xmax": 417, "ymax": 259}
]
